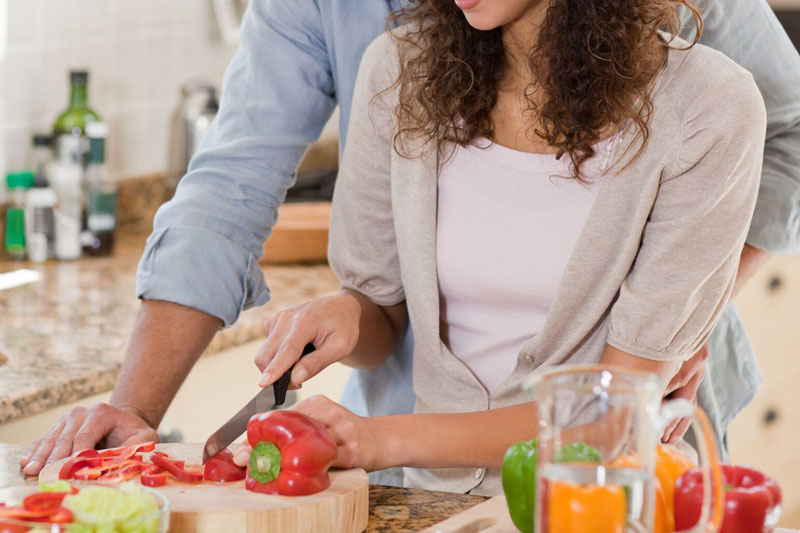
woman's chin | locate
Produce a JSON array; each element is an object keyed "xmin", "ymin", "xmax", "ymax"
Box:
[{"xmin": 462, "ymin": 13, "xmax": 504, "ymax": 31}]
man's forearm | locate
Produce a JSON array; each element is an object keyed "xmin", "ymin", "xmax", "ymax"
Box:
[
  {"xmin": 109, "ymin": 300, "xmax": 221, "ymax": 428},
  {"xmin": 733, "ymin": 243, "xmax": 771, "ymax": 297}
]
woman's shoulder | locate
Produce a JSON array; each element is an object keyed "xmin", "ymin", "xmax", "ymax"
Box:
[
  {"xmin": 656, "ymin": 35, "xmax": 765, "ymax": 124},
  {"xmin": 360, "ymin": 23, "xmax": 427, "ymax": 83}
]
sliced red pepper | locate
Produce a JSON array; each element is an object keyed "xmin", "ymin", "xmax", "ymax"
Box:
[
  {"xmin": 0, "ymin": 506, "xmax": 52, "ymax": 519},
  {"xmin": 140, "ymin": 465, "xmax": 167, "ymax": 487},
  {"xmin": 204, "ymin": 449, "xmax": 246, "ymax": 483},
  {"xmin": 0, "ymin": 505, "xmax": 67, "ymax": 522},
  {"xmin": 22, "ymin": 491, "xmax": 68, "ymax": 512},
  {"xmin": 150, "ymin": 454, "xmax": 203, "ymax": 483},
  {"xmin": 58, "ymin": 456, "xmax": 104, "ymax": 479},
  {"xmin": 98, "ymin": 463, "xmax": 148, "ymax": 483},
  {"xmin": 96, "ymin": 442, "xmax": 155, "ymax": 460},
  {"xmin": 73, "ymin": 458, "xmax": 145, "ymax": 481},
  {"xmin": 73, "ymin": 466, "xmax": 103, "ymax": 481},
  {"xmin": 75, "ymin": 449, "xmax": 100, "ymax": 458},
  {"xmin": 26, "ymin": 507, "xmax": 72, "ymax": 524}
]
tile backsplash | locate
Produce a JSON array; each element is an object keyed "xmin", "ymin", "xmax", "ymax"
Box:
[{"xmin": 1, "ymin": 0, "xmax": 239, "ymax": 184}]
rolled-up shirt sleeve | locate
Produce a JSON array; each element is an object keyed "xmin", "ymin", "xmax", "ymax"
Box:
[
  {"xmin": 137, "ymin": 0, "xmax": 336, "ymax": 326},
  {"xmin": 607, "ymin": 69, "xmax": 766, "ymax": 361},
  {"xmin": 685, "ymin": 0, "xmax": 800, "ymax": 254}
]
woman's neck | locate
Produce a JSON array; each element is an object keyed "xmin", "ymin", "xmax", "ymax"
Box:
[{"xmin": 501, "ymin": 1, "xmax": 550, "ymax": 82}]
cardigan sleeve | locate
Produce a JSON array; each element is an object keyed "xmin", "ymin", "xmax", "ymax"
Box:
[
  {"xmin": 607, "ymin": 67, "xmax": 766, "ymax": 361},
  {"xmin": 327, "ymin": 33, "xmax": 406, "ymax": 307}
]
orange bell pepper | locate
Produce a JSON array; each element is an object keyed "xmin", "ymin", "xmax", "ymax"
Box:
[
  {"xmin": 655, "ymin": 445, "xmax": 695, "ymax": 531},
  {"xmin": 547, "ymin": 480, "xmax": 627, "ymax": 533},
  {"xmin": 606, "ymin": 445, "xmax": 695, "ymax": 533}
]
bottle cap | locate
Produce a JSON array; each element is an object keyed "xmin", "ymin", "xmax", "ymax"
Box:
[
  {"xmin": 32, "ymin": 134, "xmax": 53, "ymax": 147},
  {"xmin": 70, "ymin": 70, "xmax": 88, "ymax": 84},
  {"xmin": 86, "ymin": 121, "xmax": 109, "ymax": 139},
  {"xmin": 6, "ymin": 171, "xmax": 35, "ymax": 189}
]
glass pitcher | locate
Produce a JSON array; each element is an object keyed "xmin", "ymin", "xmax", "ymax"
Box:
[{"xmin": 524, "ymin": 365, "xmax": 723, "ymax": 533}]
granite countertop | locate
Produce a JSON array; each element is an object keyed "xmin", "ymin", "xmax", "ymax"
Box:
[
  {"xmin": 0, "ymin": 231, "xmax": 341, "ymax": 424},
  {"xmin": 0, "ymin": 443, "xmax": 486, "ymax": 531}
]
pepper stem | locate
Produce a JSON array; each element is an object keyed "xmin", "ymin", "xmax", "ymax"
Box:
[
  {"xmin": 249, "ymin": 442, "xmax": 282, "ymax": 484},
  {"xmin": 256, "ymin": 456, "xmax": 271, "ymax": 473}
]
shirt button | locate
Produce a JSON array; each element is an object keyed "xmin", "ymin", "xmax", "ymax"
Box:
[{"xmin": 474, "ymin": 468, "xmax": 484, "ymax": 479}]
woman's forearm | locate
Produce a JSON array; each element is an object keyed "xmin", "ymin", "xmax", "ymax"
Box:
[
  {"xmin": 340, "ymin": 289, "xmax": 408, "ymax": 370},
  {"xmin": 374, "ymin": 403, "xmax": 538, "ymax": 471}
]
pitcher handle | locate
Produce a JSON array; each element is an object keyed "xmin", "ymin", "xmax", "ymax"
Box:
[{"xmin": 660, "ymin": 399, "xmax": 724, "ymax": 533}]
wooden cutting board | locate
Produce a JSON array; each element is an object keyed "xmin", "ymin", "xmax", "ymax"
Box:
[
  {"xmin": 40, "ymin": 443, "xmax": 369, "ymax": 533},
  {"xmin": 425, "ymin": 495, "xmax": 800, "ymax": 533}
]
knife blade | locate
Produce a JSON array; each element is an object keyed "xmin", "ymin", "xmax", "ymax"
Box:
[{"xmin": 202, "ymin": 343, "xmax": 315, "ymax": 463}]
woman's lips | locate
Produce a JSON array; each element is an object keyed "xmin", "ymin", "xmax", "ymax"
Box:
[{"xmin": 454, "ymin": 0, "xmax": 481, "ymax": 10}]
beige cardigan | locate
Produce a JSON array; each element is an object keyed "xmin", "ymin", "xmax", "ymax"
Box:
[{"xmin": 328, "ymin": 31, "xmax": 766, "ymax": 495}]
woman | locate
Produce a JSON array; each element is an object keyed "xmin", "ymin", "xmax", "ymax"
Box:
[{"xmin": 236, "ymin": 0, "xmax": 765, "ymax": 494}]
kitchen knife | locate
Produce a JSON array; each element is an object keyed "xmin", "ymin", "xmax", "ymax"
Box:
[{"xmin": 201, "ymin": 343, "xmax": 315, "ymax": 463}]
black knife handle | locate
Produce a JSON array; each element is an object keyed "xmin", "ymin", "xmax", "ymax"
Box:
[{"xmin": 273, "ymin": 343, "xmax": 315, "ymax": 406}]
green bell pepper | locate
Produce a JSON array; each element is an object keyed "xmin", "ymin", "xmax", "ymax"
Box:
[
  {"xmin": 501, "ymin": 440, "xmax": 604, "ymax": 533},
  {"xmin": 502, "ymin": 439, "xmax": 539, "ymax": 533},
  {"xmin": 554, "ymin": 441, "xmax": 604, "ymax": 463}
]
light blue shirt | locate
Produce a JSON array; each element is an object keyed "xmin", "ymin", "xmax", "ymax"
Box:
[{"xmin": 138, "ymin": 0, "xmax": 800, "ymax": 483}]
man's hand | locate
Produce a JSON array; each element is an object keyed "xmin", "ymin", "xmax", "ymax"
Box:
[
  {"xmin": 661, "ymin": 344, "xmax": 708, "ymax": 443},
  {"xmin": 20, "ymin": 299, "xmax": 220, "ymax": 476},
  {"xmin": 19, "ymin": 404, "xmax": 158, "ymax": 476}
]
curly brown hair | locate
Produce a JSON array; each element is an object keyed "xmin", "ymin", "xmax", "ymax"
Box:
[{"xmin": 387, "ymin": 0, "xmax": 702, "ymax": 179}]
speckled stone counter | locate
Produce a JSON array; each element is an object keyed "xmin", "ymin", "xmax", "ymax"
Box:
[
  {"xmin": 0, "ymin": 443, "xmax": 486, "ymax": 531},
  {"xmin": 0, "ymin": 231, "xmax": 341, "ymax": 424},
  {"xmin": 368, "ymin": 485, "xmax": 487, "ymax": 531}
]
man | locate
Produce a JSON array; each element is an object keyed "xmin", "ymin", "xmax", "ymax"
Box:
[{"xmin": 21, "ymin": 0, "xmax": 800, "ymax": 486}]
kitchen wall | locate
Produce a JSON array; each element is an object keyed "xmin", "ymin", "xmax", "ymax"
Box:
[{"xmin": 0, "ymin": 0, "xmax": 238, "ymax": 182}]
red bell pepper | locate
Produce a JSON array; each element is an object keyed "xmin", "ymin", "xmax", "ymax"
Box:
[
  {"xmin": 150, "ymin": 454, "xmax": 203, "ymax": 483},
  {"xmin": 675, "ymin": 464, "xmax": 782, "ymax": 533},
  {"xmin": 245, "ymin": 410, "xmax": 337, "ymax": 496},
  {"xmin": 204, "ymin": 449, "xmax": 246, "ymax": 483}
]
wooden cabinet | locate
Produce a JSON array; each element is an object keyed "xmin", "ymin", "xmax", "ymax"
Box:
[{"xmin": 728, "ymin": 254, "xmax": 800, "ymax": 528}]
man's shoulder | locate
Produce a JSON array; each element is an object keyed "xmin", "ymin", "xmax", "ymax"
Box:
[{"xmin": 658, "ymin": 35, "xmax": 762, "ymax": 116}]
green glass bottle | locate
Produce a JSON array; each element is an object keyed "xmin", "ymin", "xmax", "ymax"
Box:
[
  {"xmin": 54, "ymin": 70, "xmax": 101, "ymax": 139},
  {"xmin": 53, "ymin": 70, "xmax": 101, "ymax": 172}
]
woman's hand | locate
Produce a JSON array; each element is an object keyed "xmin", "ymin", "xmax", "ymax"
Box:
[
  {"xmin": 255, "ymin": 292, "xmax": 362, "ymax": 389},
  {"xmin": 292, "ymin": 395, "xmax": 386, "ymax": 472},
  {"xmin": 231, "ymin": 395, "xmax": 389, "ymax": 472}
]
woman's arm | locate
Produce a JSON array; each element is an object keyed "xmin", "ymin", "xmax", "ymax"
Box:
[
  {"xmin": 285, "ymin": 395, "xmax": 538, "ymax": 472},
  {"xmin": 287, "ymin": 342, "xmax": 654, "ymax": 472}
]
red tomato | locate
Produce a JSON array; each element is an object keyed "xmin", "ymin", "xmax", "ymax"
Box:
[{"xmin": 204, "ymin": 449, "xmax": 246, "ymax": 483}]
